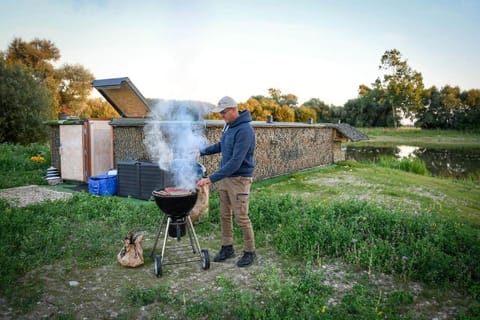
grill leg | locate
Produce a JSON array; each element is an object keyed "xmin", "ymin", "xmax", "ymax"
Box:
[
  {"xmin": 151, "ymin": 215, "xmax": 167, "ymax": 257},
  {"xmin": 187, "ymin": 216, "xmax": 202, "ymax": 255},
  {"xmin": 161, "ymin": 217, "xmax": 171, "ymax": 260},
  {"xmin": 186, "ymin": 218, "xmax": 196, "ymax": 254}
]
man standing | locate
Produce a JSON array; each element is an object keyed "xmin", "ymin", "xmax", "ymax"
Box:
[{"xmin": 197, "ymin": 96, "xmax": 256, "ymax": 267}]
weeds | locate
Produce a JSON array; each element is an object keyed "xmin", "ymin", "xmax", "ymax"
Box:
[
  {"xmin": 126, "ymin": 284, "xmax": 175, "ymax": 306},
  {"xmin": 183, "ymin": 264, "xmax": 431, "ymax": 319},
  {"xmin": 185, "ymin": 266, "xmax": 333, "ymax": 319},
  {"xmin": 250, "ymin": 194, "xmax": 480, "ymax": 290},
  {"xmin": 0, "ymin": 143, "xmax": 50, "ymax": 188},
  {"xmin": 373, "ymin": 156, "xmax": 430, "ymax": 175}
]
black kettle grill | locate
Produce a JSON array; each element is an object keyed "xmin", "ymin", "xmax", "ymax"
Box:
[{"xmin": 150, "ymin": 185, "xmax": 210, "ymax": 277}]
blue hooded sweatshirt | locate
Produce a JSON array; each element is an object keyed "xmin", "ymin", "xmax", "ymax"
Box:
[{"xmin": 201, "ymin": 110, "xmax": 255, "ymax": 183}]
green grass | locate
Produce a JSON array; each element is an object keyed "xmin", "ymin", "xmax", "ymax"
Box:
[
  {"xmin": 255, "ymin": 160, "xmax": 480, "ymax": 225},
  {"xmin": 126, "ymin": 284, "xmax": 175, "ymax": 306},
  {"xmin": 250, "ymin": 195, "xmax": 479, "ymax": 287},
  {"xmin": 352, "ymin": 127, "xmax": 480, "ymax": 147},
  {"xmin": 0, "ymin": 143, "xmax": 51, "ymax": 189},
  {"xmin": 359, "ymin": 127, "xmax": 480, "ymax": 139}
]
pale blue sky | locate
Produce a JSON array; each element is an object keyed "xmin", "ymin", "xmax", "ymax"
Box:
[{"xmin": 1, "ymin": 0, "xmax": 479, "ymax": 106}]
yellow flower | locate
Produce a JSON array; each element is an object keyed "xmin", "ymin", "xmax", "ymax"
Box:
[{"xmin": 30, "ymin": 155, "xmax": 45, "ymax": 163}]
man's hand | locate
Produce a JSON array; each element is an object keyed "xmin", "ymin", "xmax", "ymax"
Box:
[{"xmin": 197, "ymin": 177, "xmax": 211, "ymax": 187}]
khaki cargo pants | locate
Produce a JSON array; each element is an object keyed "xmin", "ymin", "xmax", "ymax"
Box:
[{"xmin": 217, "ymin": 176, "xmax": 255, "ymax": 252}]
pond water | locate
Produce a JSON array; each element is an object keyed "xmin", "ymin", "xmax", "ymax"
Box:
[{"xmin": 345, "ymin": 145, "xmax": 480, "ymax": 179}]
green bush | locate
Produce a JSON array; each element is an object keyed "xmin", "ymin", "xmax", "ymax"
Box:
[{"xmin": 0, "ymin": 60, "xmax": 53, "ymax": 144}]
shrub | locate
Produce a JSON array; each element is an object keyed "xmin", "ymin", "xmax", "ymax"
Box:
[{"xmin": 0, "ymin": 60, "xmax": 53, "ymax": 144}]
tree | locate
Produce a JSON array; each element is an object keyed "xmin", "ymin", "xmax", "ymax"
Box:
[
  {"xmin": 462, "ymin": 89, "xmax": 480, "ymax": 108},
  {"xmin": 417, "ymin": 86, "xmax": 465, "ymax": 129},
  {"xmin": 276, "ymin": 105, "xmax": 295, "ymax": 122},
  {"xmin": 243, "ymin": 93, "xmax": 282, "ymax": 121},
  {"xmin": 268, "ymin": 88, "xmax": 298, "ymax": 107},
  {"xmin": 0, "ymin": 58, "xmax": 53, "ymax": 144},
  {"xmin": 341, "ymin": 88, "xmax": 391, "ymax": 127},
  {"xmin": 376, "ymin": 49, "xmax": 424, "ymax": 128},
  {"xmin": 416, "ymin": 86, "xmax": 447, "ymax": 129},
  {"xmin": 459, "ymin": 89, "xmax": 480, "ymax": 130},
  {"xmin": 268, "ymin": 88, "xmax": 282, "ymax": 105},
  {"xmin": 358, "ymin": 84, "xmax": 371, "ymax": 97},
  {"xmin": 239, "ymin": 98, "xmax": 270, "ymax": 121},
  {"xmin": 5, "ymin": 37, "xmax": 61, "ymax": 117},
  {"xmin": 302, "ymin": 98, "xmax": 334, "ymax": 123},
  {"xmin": 445, "ymin": 87, "xmax": 480, "ymax": 130},
  {"xmin": 4, "ymin": 37, "xmax": 99, "ymax": 119},
  {"xmin": 81, "ymin": 97, "xmax": 120, "ymax": 119},
  {"xmin": 294, "ymin": 106, "xmax": 317, "ymax": 123},
  {"xmin": 5, "ymin": 38, "xmax": 60, "ymax": 77},
  {"xmin": 56, "ymin": 63, "xmax": 95, "ymax": 117}
]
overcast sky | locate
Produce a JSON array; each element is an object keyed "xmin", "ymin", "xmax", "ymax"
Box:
[{"xmin": 1, "ymin": 0, "xmax": 479, "ymax": 106}]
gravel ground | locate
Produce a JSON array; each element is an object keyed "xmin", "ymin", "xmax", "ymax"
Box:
[{"xmin": 0, "ymin": 185, "xmax": 73, "ymax": 207}]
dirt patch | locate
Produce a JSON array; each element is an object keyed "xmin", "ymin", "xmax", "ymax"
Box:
[
  {"xmin": 0, "ymin": 237, "xmax": 465, "ymax": 319},
  {"xmin": 0, "ymin": 185, "xmax": 73, "ymax": 207},
  {"xmin": 2, "ymin": 237, "xmax": 291, "ymax": 319}
]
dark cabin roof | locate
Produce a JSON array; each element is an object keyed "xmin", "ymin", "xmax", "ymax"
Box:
[
  {"xmin": 326, "ymin": 123, "xmax": 369, "ymax": 142},
  {"xmin": 91, "ymin": 77, "xmax": 150, "ymax": 118}
]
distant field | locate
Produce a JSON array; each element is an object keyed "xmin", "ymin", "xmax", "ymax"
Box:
[{"xmin": 351, "ymin": 127, "xmax": 480, "ymax": 147}]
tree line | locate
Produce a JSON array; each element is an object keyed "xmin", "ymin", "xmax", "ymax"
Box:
[
  {"xmin": 1, "ymin": 38, "xmax": 479, "ymax": 145},
  {"xmin": 343, "ymin": 49, "xmax": 480, "ymax": 130},
  {"xmin": 226, "ymin": 49, "xmax": 480, "ymax": 131}
]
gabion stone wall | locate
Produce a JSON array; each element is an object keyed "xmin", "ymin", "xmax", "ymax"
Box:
[
  {"xmin": 113, "ymin": 126, "xmax": 151, "ymax": 161},
  {"xmin": 49, "ymin": 126, "xmax": 61, "ymax": 170},
  {"xmin": 111, "ymin": 121, "xmax": 344, "ymax": 182},
  {"xmin": 253, "ymin": 124, "xmax": 335, "ymax": 180}
]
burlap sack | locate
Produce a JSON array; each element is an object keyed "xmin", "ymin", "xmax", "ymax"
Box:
[
  {"xmin": 117, "ymin": 232, "xmax": 144, "ymax": 267},
  {"xmin": 190, "ymin": 184, "xmax": 209, "ymax": 222}
]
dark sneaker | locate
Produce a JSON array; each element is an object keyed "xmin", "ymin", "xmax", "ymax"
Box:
[
  {"xmin": 214, "ymin": 245, "xmax": 235, "ymax": 262},
  {"xmin": 237, "ymin": 251, "xmax": 256, "ymax": 267}
]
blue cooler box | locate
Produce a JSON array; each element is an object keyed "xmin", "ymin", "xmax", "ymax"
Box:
[{"xmin": 88, "ymin": 174, "xmax": 118, "ymax": 196}]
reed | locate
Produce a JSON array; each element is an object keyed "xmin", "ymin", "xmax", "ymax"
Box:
[{"xmin": 373, "ymin": 156, "xmax": 429, "ymax": 175}]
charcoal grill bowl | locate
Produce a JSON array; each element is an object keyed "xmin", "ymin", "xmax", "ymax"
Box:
[
  {"xmin": 152, "ymin": 188, "xmax": 198, "ymax": 218},
  {"xmin": 150, "ymin": 187, "xmax": 210, "ymax": 277}
]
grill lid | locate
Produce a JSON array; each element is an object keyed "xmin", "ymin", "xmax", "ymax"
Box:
[{"xmin": 91, "ymin": 77, "xmax": 150, "ymax": 118}]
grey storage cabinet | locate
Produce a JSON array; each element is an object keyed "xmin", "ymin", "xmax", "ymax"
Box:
[{"xmin": 117, "ymin": 161, "xmax": 172, "ymax": 200}]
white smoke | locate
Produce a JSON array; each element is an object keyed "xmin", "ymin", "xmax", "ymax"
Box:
[{"xmin": 144, "ymin": 100, "xmax": 212, "ymax": 189}]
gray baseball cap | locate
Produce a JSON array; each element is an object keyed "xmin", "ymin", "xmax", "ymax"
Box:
[{"xmin": 212, "ymin": 96, "xmax": 237, "ymax": 113}]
